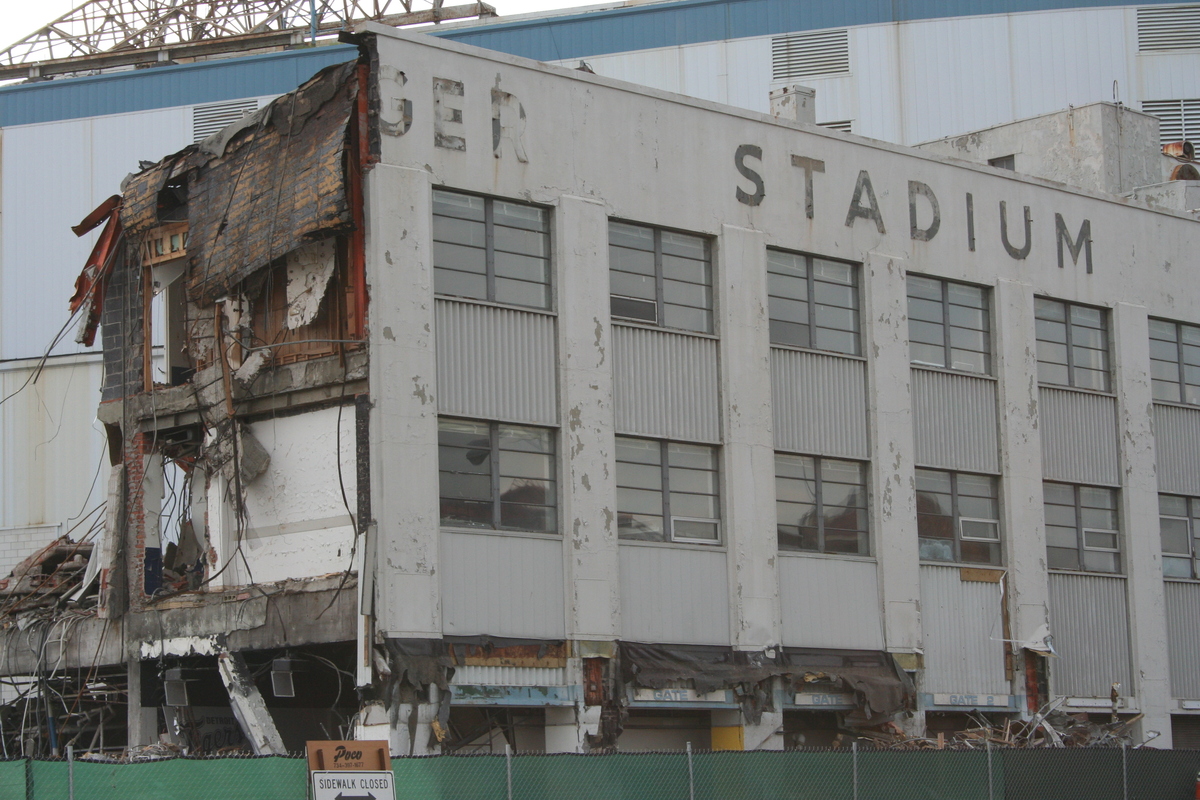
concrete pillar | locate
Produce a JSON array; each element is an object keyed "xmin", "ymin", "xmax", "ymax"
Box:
[
  {"xmin": 555, "ymin": 195, "xmax": 621, "ymax": 642},
  {"xmin": 544, "ymin": 706, "xmax": 601, "ymax": 753},
  {"xmin": 1112, "ymin": 302, "xmax": 1173, "ymax": 747},
  {"xmin": 126, "ymin": 658, "xmax": 150, "ymax": 749},
  {"xmin": 993, "ymin": 279, "xmax": 1051, "ymax": 707},
  {"xmin": 365, "ymin": 163, "xmax": 441, "ymax": 640},
  {"xmin": 861, "ymin": 252, "xmax": 922, "ymax": 661},
  {"xmin": 717, "ymin": 224, "xmax": 781, "ymax": 650},
  {"xmin": 710, "ymin": 706, "xmax": 784, "ymax": 751}
]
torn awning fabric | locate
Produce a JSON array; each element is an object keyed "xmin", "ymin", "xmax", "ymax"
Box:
[{"xmin": 619, "ymin": 642, "xmax": 914, "ymax": 726}]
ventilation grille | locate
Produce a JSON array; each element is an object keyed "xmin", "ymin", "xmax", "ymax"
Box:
[
  {"xmin": 1138, "ymin": 5, "xmax": 1200, "ymax": 51},
  {"xmin": 192, "ymin": 99, "xmax": 259, "ymax": 143},
  {"xmin": 819, "ymin": 119, "xmax": 853, "ymax": 133},
  {"xmin": 772, "ymin": 29, "xmax": 849, "ymax": 81},
  {"xmin": 1142, "ymin": 98, "xmax": 1200, "ymax": 143}
]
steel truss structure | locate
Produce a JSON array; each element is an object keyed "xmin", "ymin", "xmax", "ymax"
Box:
[{"xmin": 0, "ymin": 0, "xmax": 496, "ymax": 81}]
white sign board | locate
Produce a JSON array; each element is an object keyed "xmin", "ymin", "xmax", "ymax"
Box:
[
  {"xmin": 311, "ymin": 770, "xmax": 396, "ymax": 800},
  {"xmin": 932, "ymin": 693, "xmax": 1012, "ymax": 708},
  {"xmin": 632, "ymin": 687, "xmax": 728, "ymax": 702},
  {"xmin": 793, "ymin": 693, "xmax": 856, "ymax": 707}
]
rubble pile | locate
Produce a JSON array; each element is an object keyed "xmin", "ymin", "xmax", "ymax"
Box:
[{"xmin": 0, "ymin": 537, "xmax": 96, "ymax": 615}]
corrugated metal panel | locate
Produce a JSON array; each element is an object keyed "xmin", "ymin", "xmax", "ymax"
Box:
[
  {"xmin": 433, "ymin": 0, "xmax": 1170, "ymax": 64},
  {"xmin": 612, "ymin": 325, "xmax": 719, "ymax": 443},
  {"xmin": 912, "ymin": 369, "xmax": 999, "ymax": 474},
  {"xmin": 779, "ymin": 556, "xmax": 882, "ymax": 649},
  {"xmin": 0, "ymin": 46, "xmax": 355, "ymax": 127},
  {"xmin": 441, "ymin": 531, "xmax": 566, "ymax": 639},
  {"xmin": 1154, "ymin": 404, "xmax": 1200, "ymax": 495},
  {"xmin": 1166, "ymin": 581, "xmax": 1200, "ymax": 699},
  {"xmin": 919, "ymin": 565, "xmax": 1008, "ymax": 695},
  {"xmin": 450, "ymin": 666, "xmax": 567, "ymax": 686},
  {"xmin": 1039, "ymin": 388, "xmax": 1120, "ymax": 486},
  {"xmin": 0, "ymin": 359, "xmax": 107, "ymax": 529},
  {"xmin": 1047, "ymin": 572, "xmax": 1132, "ymax": 698},
  {"xmin": 771, "ymin": 348, "xmax": 867, "ymax": 459},
  {"xmin": 436, "ymin": 299, "xmax": 558, "ymax": 426},
  {"xmin": 619, "ymin": 544, "xmax": 729, "ymax": 645}
]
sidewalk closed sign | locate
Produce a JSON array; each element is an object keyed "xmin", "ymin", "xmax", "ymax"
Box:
[
  {"xmin": 307, "ymin": 741, "xmax": 394, "ymax": 800},
  {"xmin": 311, "ymin": 770, "xmax": 396, "ymax": 800}
]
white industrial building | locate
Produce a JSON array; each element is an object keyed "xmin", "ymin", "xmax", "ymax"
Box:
[{"xmin": 0, "ymin": 1, "xmax": 1200, "ymax": 754}]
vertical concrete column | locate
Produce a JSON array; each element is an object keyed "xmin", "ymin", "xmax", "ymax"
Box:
[
  {"xmin": 549, "ymin": 196, "xmax": 618, "ymax": 754},
  {"xmin": 861, "ymin": 253, "xmax": 922, "ymax": 662},
  {"xmin": 992, "ymin": 279, "xmax": 1051, "ymax": 701},
  {"xmin": 1112, "ymin": 302, "xmax": 1173, "ymax": 746},
  {"xmin": 365, "ymin": 164, "xmax": 441, "ymax": 639},
  {"xmin": 556, "ymin": 195, "xmax": 621, "ymax": 643},
  {"xmin": 716, "ymin": 224, "xmax": 781, "ymax": 650}
]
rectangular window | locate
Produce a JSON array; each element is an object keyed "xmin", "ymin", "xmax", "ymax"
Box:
[
  {"xmin": 907, "ymin": 275, "xmax": 990, "ymax": 374},
  {"xmin": 1159, "ymin": 495, "xmax": 1200, "ymax": 579},
  {"xmin": 776, "ymin": 453, "xmax": 868, "ymax": 555},
  {"xmin": 609, "ymin": 221, "xmax": 712, "ymax": 333},
  {"xmin": 432, "ymin": 189, "xmax": 551, "ymax": 310},
  {"xmin": 916, "ymin": 469, "xmax": 1001, "ymax": 565},
  {"xmin": 767, "ymin": 250, "xmax": 860, "ymax": 356},
  {"xmin": 616, "ymin": 437, "xmax": 720, "ymax": 543},
  {"xmin": 438, "ymin": 418, "xmax": 557, "ymax": 533},
  {"xmin": 1149, "ymin": 318, "xmax": 1200, "ymax": 404},
  {"xmin": 1035, "ymin": 298, "xmax": 1110, "ymax": 392},
  {"xmin": 1044, "ymin": 482, "xmax": 1121, "ymax": 574}
]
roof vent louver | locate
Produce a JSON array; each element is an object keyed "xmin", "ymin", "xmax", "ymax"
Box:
[
  {"xmin": 819, "ymin": 119, "xmax": 853, "ymax": 134},
  {"xmin": 772, "ymin": 29, "xmax": 849, "ymax": 81},
  {"xmin": 1142, "ymin": 98, "xmax": 1200, "ymax": 145},
  {"xmin": 1137, "ymin": 5, "xmax": 1200, "ymax": 51},
  {"xmin": 192, "ymin": 99, "xmax": 260, "ymax": 143}
]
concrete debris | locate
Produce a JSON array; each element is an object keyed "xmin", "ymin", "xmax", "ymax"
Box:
[
  {"xmin": 285, "ymin": 239, "xmax": 338, "ymax": 329},
  {"xmin": 0, "ymin": 537, "xmax": 96, "ymax": 613},
  {"xmin": 857, "ymin": 705, "xmax": 1144, "ymax": 749}
]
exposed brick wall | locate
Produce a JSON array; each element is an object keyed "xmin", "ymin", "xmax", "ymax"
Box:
[
  {"xmin": 123, "ymin": 431, "xmax": 152, "ymax": 610},
  {"xmin": 99, "ymin": 245, "xmax": 146, "ymax": 403}
]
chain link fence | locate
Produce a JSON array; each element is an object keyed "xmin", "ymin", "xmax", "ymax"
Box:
[{"xmin": 0, "ymin": 746, "xmax": 1197, "ymax": 800}]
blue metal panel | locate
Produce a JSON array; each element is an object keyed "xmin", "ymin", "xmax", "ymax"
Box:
[
  {"xmin": 435, "ymin": 0, "xmax": 1180, "ymax": 62},
  {"xmin": 0, "ymin": 45, "xmax": 356, "ymax": 127}
]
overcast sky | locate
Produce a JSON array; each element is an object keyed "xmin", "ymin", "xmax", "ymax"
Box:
[{"xmin": 0, "ymin": 0, "xmax": 598, "ymax": 55}]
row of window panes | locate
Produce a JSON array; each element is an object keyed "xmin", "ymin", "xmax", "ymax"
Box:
[
  {"xmin": 1044, "ymin": 482, "xmax": 1121, "ymax": 573},
  {"xmin": 433, "ymin": 190, "xmax": 1200, "ymax": 410},
  {"xmin": 1160, "ymin": 494, "xmax": 1200, "ymax": 579}
]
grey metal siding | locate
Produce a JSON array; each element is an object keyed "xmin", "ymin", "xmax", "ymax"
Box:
[
  {"xmin": 450, "ymin": 666, "xmax": 567, "ymax": 686},
  {"xmin": 912, "ymin": 369, "xmax": 999, "ymax": 473},
  {"xmin": 1039, "ymin": 387, "xmax": 1120, "ymax": 486},
  {"xmin": 1166, "ymin": 581, "xmax": 1200, "ymax": 699},
  {"xmin": 779, "ymin": 555, "xmax": 883, "ymax": 649},
  {"xmin": 771, "ymin": 348, "xmax": 868, "ymax": 459},
  {"xmin": 1047, "ymin": 573, "xmax": 1132, "ymax": 697},
  {"xmin": 440, "ymin": 531, "xmax": 566, "ymax": 638},
  {"xmin": 619, "ymin": 544, "xmax": 729, "ymax": 644},
  {"xmin": 613, "ymin": 325, "xmax": 720, "ymax": 443},
  {"xmin": 1153, "ymin": 403, "xmax": 1200, "ymax": 496},
  {"xmin": 436, "ymin": 299, "xmax": 558, "ymax": 425},
  {"xmin": 919, "ymin": 565, "xmax": 1008, "ymax": 694}
]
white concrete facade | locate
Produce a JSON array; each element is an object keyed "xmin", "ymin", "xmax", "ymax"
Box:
[{"xmin": 354, "ymin": 23, "xmax": 1200, "ymax": 748}]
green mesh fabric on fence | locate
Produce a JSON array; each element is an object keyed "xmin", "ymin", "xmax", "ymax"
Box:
[{"xmin": 1, "ymin": 747, "xmax": 1199, "ymax": 800}]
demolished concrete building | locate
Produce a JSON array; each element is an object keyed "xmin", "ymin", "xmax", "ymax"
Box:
[{"xmin": 4, "ymin": 22, "xmax": 1200, "ymax": 755}]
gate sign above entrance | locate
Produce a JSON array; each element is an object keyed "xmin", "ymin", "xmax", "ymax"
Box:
[{"xmin": 311, "ymin": 770, "xmax": 396, "ymax": 800}]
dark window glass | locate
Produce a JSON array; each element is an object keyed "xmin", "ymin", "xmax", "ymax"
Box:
[
  {"xmin": 776, "ymin": 453, "xmax": 868, "ymax": 555},
  {"xmin": 1035, "ymin": 298, "xmax": 1110, "ymax": 392},
  {"xmin": 916, "ymin": 469, "xmax": 1000, "ymax": 565},
  {"xmin": 767, "ymin": 250, "xmax": 860, "ymax": 356},
  {"xmin": 907, "ymin": 275, "xmax": 990, "ymax": 374},
  {"xmin": 616, "ymin": 436, "xmax": 720, "ymax": 543},
  {"xmin": 439, "ymin": 418, "xmax": 556, "ymax": 533},
  {"xmin": 433, "ymin": 190, "xmax": 551, "ymax": 310},
  {"xmin": 609, "ymin": 222, "xmax": 711, "ymax": 333},
  {"xmin": 1043, "ymin": 482, "xmax": 1121, "ymax": 574}
]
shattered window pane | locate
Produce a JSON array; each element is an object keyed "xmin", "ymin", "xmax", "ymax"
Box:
[
  {"xmin": 438, "ymin": 418, "xmax": 557, "ymax": 533},
  {"xmin": 617, "ymin": 437, "xmax": 720, "ymax": 544},
  {"xmin": 433, "ymin": 189, "xmax": 550, "ymax": 310},
  {"xmin": 768, "ymin": 249, "xmax": 860, "ymax": 356},
  {"xmin": 776, "ymin": 453, "xmax": 868, "ymax": 555}
]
